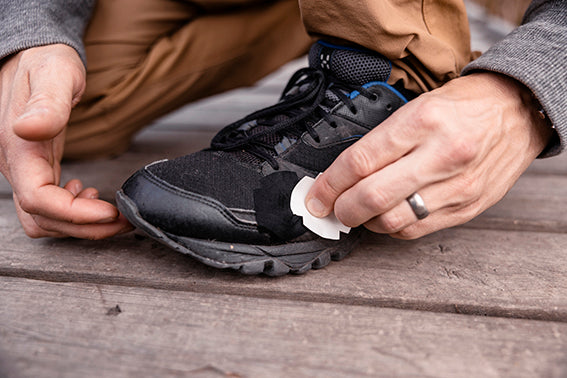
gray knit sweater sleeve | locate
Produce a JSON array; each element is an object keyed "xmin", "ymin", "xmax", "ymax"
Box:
[
  {"xmin": 462, "ymin": 0, "xmax": 567, "ymax": 157},
  {"xmin": 0, "ymin": 0, "xmax": 95, "ymax": 66}
]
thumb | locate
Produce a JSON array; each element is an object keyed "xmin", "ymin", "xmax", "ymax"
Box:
[{"xmin": 13, "ymin": 64, "xmax": 84, "ymax": 141}]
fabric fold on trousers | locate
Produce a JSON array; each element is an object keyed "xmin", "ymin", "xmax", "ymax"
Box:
[{"xmin": 299, "ymin": 0, "xmax": 475, "ymax": 93}]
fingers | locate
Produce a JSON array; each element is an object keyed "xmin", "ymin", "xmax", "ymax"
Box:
[
  {"xmin": 362, "ymin": 178, "xmax": 476, "ymax": 236},
  {"xmin": 1, "ymin": 45, "xmax": 118, "ymax": 240},
  {"xmin": 16, "ymin": 185, "xmax": 119, "ymax": 225},
  {"xmin": 11, "ymin": 150, "xmax": 119, "ymax": 224},
  {"xmin": 305, "ymin": 111, "xmax": 417, "ymax": 218},
  {"xmin": 13, "ymin": 198, "xmax": 67, "ymax": 239},
  {"xmin": 14, "ymin": 185, "xmax": 134, "ymax": 240},
  {"xmin": 64, "ymin": 179, "xmax": 83, "ymax": 197},
  {"xmin": 63, "ymin": 179, "xmax": 100, "ymax": 200},
  {"xmin": 331, "ymin": 148, "xmax": 440, "ymax": 227},
  {"xmin": 31, "ymin": 213, "xmax": 134, "ymax": 240},
  {"xmin": 78, "ymin": 187, "xmax": 100, "ymax": 200},
  {"xmin": 389, "ymin": 204, "xmax": 479, "ymax": 240},
  {"xmin": 12, "ymin": 46, "xmax": 85, "ymax": 141},
  {"xmin": 13, "ymin": 68, "xmax": 76, "ymax": 141}
]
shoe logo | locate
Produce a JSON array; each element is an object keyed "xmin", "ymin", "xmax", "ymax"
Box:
[{"xmin": 320, "ymin": 53, "xmax": 331, "ymax": 70}]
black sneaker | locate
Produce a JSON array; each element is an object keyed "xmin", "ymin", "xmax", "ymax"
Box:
[{"xmin": 116, "ymin": 41, "xmax": 413, "ymax": 276}]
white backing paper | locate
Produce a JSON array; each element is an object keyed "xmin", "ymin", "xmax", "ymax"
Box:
[{"xmin": 290, "ymin": 176, "xmax": 351, "ymax": 240}]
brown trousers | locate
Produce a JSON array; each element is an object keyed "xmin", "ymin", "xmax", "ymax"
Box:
[{"xmin": 65, "ymin": 0, "xmax": 474, "ymax": 159}]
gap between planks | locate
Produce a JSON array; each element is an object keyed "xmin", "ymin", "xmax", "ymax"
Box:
[
  {"xmin": 3, "ymin": 215, "xmax": 567, "ymax": 324},
  {"xmin": 1, "ymin": 276, "xmax": 567, "ymax": 378},
  {"xmin": 2, "ymin": 266, "xmax": 566, "ymax": 324}
]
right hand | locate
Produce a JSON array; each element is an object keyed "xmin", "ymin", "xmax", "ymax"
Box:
[{"xmin": 0, "ymin": 44, "xmax": 132, "ymax": 239}]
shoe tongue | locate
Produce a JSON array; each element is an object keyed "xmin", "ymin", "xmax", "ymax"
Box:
[{"xmin": 308, "ymin": 42, "xmax": 391, "ymax": 85}]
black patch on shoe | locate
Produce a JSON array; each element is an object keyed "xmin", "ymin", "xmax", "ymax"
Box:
[{"xmin": 253, "ymin": 171, "xmax": 307, "ymax": 241}]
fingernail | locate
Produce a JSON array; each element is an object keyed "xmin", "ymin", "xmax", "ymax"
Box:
[{"xmin": 306, "ymin": 197, "xmax": 327, "ymax": 217}]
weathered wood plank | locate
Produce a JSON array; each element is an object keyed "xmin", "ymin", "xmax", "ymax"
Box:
[
  {"xmin": 1, "ymin": 276, "xmax": 566, "ymax": 378},
  {"xmin": 525, "ymin": 153, "xmax": 567, "ymax": 176},
  {"xmin": 1, "ymin": 195, "xmax": 567, "ymax": 321},
  {"xmin": 464, "ymin": 174, "xmax": 567, "ymax": 233}
]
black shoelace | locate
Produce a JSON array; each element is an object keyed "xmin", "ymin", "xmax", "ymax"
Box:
[{"xmin": 210, "ymin": 67, "xmax": 378, "ymax": 170}]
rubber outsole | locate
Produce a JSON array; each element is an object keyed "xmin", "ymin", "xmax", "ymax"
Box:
[{"xmin": 116, "ymin": 190, "xmax": 361, "ymax": 276}]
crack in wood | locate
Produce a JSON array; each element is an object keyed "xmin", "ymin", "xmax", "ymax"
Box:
[{"xmin": 2, "ymin": 268, "xmax": 567, "ymax": 324}]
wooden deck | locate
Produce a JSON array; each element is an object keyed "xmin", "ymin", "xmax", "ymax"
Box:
[{"xmin": 2, "ymin": 7, "xmax": 567, "ymax": 377}]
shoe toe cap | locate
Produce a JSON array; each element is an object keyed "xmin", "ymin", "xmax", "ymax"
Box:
[{"xmin": 120, "ymin": 168, "xmax": 271, "ymax": 244}]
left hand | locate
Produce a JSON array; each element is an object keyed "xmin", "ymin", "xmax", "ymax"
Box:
[{"xmin": 305, "ymin": 72, "xmax": 553, "ymax": 239}]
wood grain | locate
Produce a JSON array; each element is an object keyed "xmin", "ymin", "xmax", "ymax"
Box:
[
  {"xmin": 464, "ymin": 173, "xmax": 567, "ymax": 233},
  {"xmin": 1, "ymin": 276, "xmax": 566, "ymax": 378},
  {"xmin": 2, "ymin": 196, "xmax": 567, "ymax": 321}
]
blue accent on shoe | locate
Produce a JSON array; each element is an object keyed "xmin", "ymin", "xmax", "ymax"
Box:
[
  {"xmin": 317, "ymin": 40, "xmax": 364, "ymax": 53},
  {"xmin": 339, "ymin": 135, "xmax": 364, "ymax": 142},
  {"xmin": 386, "ymin": 62, "xmax": 392, "ymax": 82},
  {"xmin": 349, "ymin": 81, "xmax": 408, "ymax": 103}
]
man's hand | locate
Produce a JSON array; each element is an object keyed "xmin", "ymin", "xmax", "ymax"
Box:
[
  {"xmin": 305, "ymin": 73, "xmax": 552, "ymax": 239},
  {"xmin": 0, "ymin": 44, "xmax": 132, "ymax": 239}
]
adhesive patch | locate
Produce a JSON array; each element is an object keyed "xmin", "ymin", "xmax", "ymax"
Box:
[
  {"xmin": 290, "ymin": 176, "xmax": 351, "ymax": 240},
  {"xmin": 253, "ymin": 171, "xmax": 307, "ymax": 241}
]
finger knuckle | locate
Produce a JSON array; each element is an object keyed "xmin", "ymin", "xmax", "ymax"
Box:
[
  {"xmin": 28, "ymin": 92, "xmax": 72, "ymax": 114},
  {"xmin": 457, "ymin": 175, "xmax": 483, "ymax": 201},
  {"xmin": 319, "ymin": 174, "xmax": 342, "ymax": 199},
  {"xmin": 414, "ymin": 97, "xmax": 444, "ymax": 132},
  {"xmin": 461, "ymin": 201, "xmax": 483, "ymax": 220},
  {"xmin": 17, "ymin": 193, "xmax": 38, "ymax": 214},
  {"xmin": 23, "ymin": 224, "xmax": 46, "ymax": 239},
  {"xmin": 342, "ymin": 145, "xmax": 375, "ymax": 178},
  {"xmin": 363, "ymin": 188, "xmax": 391, "ymax": 213},
  {"xmin": 395, "ymin": 227, "xmax": 422, "ymax": 240},
  {"xmin": 413, "ymin": 97, "xmax": 480, "ymax": 169},
  {"xmin": 379, "ymin": 212, "xmax": 405, "ymax": 233},
  {"xmin": 445, "ymin": 138, "xmax": 478, "ymax": 167}
]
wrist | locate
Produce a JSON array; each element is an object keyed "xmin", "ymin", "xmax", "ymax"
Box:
[{"xmin": 468, "ymin": 72, "xmax": 554, "ymax": 155}]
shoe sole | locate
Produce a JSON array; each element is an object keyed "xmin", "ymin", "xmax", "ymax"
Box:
[{"xmin": 116, "ymin": 190, "xmax": 362, "ymax": 276}]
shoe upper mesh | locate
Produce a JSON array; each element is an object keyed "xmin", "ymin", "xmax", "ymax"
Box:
[
  {"xmin": 308, "ymin": 43, "xmax": 391, "ymax": 85},
  {"xmin": 331, "ymin": 49, "xmax": 391, "ymax": 84},
  {"xmin": 147, "ymin": 151, "xmax": 263, "ymax": 209}
]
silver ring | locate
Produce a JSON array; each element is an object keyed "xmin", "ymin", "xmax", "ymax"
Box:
[{"xmin": 407, "ymin": 192, "xmax": 429, "ymax": 220}]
